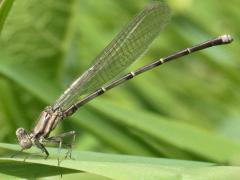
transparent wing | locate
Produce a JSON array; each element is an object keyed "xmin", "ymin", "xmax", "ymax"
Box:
[{"xmin": 53, "ymin": 1, "xmax": 171, "ymax": 110}]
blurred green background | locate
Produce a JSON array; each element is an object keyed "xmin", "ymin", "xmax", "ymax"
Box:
[{"xmin": 0, "ymin": 0, "xmax": 239, "ymax": 164}]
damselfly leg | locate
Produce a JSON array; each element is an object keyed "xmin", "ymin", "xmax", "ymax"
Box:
[
  {"xmin": 11, "ymin": 140, "xmax": 49, "ymax": 162},
  {"xmin": 45, "ymin": 131, "xmax": 76, "ymax": 165},
  {"xmin": 10, "ymin": 148, "xmax": 24, "ymax": 158}
]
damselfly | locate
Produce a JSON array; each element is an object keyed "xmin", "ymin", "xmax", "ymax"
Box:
[{"xmin": 14, "ymin": 1, "xmax": 233, "ymax": 163}]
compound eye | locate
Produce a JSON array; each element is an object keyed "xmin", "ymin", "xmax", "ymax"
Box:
[
  {"xmin": 20, "ymin": 139, "xmax": 32, "ymax": 149},
  {"xmin": 16, "ymin": 128, "xmax": 32, "ymax": 149},
  {"xmin": 16, "ymin": 128, "xmax": 26, "ymax": 136}
]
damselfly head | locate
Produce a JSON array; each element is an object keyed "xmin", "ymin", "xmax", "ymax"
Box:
[{"xmin": 16, "ymin": 128, "xmax": 33, "ymax": 149}]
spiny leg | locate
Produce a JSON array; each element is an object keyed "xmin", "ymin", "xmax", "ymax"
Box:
[
  {"xmin": 35, "ymin": 141, "xmax": 49, "ymax": 160},
  {"xmin": 57, "ymin": 139, "xmax": 62, "ymax": 166},
  {"xmin": 21, "ymin": 142, "xmax": 49, "ymax": 162},
  {"xmin": 23, "ymin": 151, "xmax": 46, "ymax": 162},
  {"xmin": 48, "ymin": 131, "xmax": 76, "ymax": 159},
  {"xmin": 10, "ymin": 148, "xmax": 24, "ymax": 158},
  {"xmin": 62, "ymin": 131, "xmax": 76, "ymax": 159},
  {"xmin": 43, "ymin": 136, "xmax": 62, "ymax": 165},
  {"xmin": 47, "ymin": 131, "xmax": 76, "ymax": 162}
]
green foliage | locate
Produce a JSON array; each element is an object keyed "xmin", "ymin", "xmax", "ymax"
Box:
[
  {"xmin": 1, "ymin": 143, "xmax": 240, "ymax": 179},
  {"xmin": 0, "ymin": 0, "xmax": 239, "ymax": 179},
  {"xmin": 0, "ymin": 0, "xmax": 14, "ymax": 34}
]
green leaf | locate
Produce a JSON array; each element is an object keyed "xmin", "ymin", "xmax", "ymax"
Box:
[
  {"xmin": 0, "ymin": 0, "xmax": 14, "ymax": 34},
  {"xmin": 0, "ymin": 143, "xmax": 240, "ymax": 180},
  {"xmin": 90, "ymin": 98, "xmax": 240, "ymax": 163},
  {"xmin": 0, "ymin": 159, "xmax": 80, "ymax": 179}
]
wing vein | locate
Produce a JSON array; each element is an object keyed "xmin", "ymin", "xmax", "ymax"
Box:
[{"xmin": 53, "ymin": 1, "xmax": 171, "ymax": 110}]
